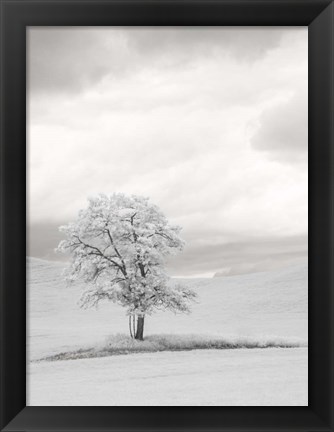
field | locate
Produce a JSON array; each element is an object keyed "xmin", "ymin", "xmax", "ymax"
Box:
[{"xmin": 27, "ymin": 257, "xmax": 308, "ymax": 406}]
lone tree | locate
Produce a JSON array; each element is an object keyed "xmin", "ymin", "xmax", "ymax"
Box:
[{"xmin": 57, "ymin": 193, "xmax": 196, "ymax": 340}]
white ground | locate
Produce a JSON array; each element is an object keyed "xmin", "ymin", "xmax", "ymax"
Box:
[
  {"xmin": 29, "ymin": 348, "xmax": 307, "ymax": 406},
  {"xmin": 27, "ymin": 258, "xmax": 308, "ymax": 406}
]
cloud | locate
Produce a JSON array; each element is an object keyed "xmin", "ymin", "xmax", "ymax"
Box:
[
  {"xmin": 28, "ymin": 222, "xmax": 66, "ymax": 262},
  {"xmin": 250, "ymin": 90, "xmax": 308, "ymax": 163},
  {"xmin": 167, "ymin": 234, "xmax": 307, "ymax": 277},
  {"xmin": 28, "ymin": 29, "xmax": 113, "ymax": 94},
  {"xmin": 28, "ymin": 27, "xmax": 286, "ymax": 95},
  {"xmin": 126, "ymin": 27, "xmax": 284, "ymax": 63},
  {"xmin": 28, "ymin": 221, "xmax": 307, "ymax": 278},
  {"xmin": 27, "ymin": 27, "xmax": 308, "ymax": 276}
]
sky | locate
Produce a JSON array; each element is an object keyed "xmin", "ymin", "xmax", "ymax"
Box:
[{"xmin": 27, "ymin": 27, "xmax": 308, "ymax": 277}]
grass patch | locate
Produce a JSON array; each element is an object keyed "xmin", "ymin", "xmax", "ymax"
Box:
[{"xmin": 37, "ymin": 333, "xmax": 307, "ymax": 362}]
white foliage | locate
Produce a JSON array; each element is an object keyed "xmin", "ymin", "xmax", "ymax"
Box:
[{"xmin": 56, "ymin": 193, "xmax": 197, "ymax": 316}]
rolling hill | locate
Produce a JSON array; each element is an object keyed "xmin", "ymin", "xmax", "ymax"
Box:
[{"xmin": 27, "ymin": 257, "xmax": 308, "ymax": 361}]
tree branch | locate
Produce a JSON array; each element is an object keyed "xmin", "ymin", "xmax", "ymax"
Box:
[
  {"xmin": 73, "ymin": 235, "xmax": 127, "ymax": 276},
  {"xmin": 105, "ymin": 229, "xmax": 128, "ymax": 277}
]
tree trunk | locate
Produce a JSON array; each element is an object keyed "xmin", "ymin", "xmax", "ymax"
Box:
[
  {"xmin": 132, "ymin": 315, "xmax": 136, "ymax": 339},
  {"xmin": 135, "ymin": 316, "xmax": 145, "ymax": 340}
]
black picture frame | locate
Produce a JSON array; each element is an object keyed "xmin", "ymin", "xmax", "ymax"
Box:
[{"xmin": 0, "ymin": 0, "xmax": 333, "ymax": 430}]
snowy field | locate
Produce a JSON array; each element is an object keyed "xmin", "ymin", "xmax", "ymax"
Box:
[
  {"xmin": 27, "ymin": 257, "xmax": 308, "ymax": 406},
  {"xmin": 29, "ymin": 348, "xmax": 307, "ymax": 406}
]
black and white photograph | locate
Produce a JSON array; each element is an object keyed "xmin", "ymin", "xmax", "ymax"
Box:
[{"xmin": 27, "ymin": 26, "xmax": 308, "ymax": 406}]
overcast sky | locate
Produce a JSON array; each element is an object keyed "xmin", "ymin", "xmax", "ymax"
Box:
[{"xmin": 27, "ymin": 27, "xmax": 308, "ymax": 277}]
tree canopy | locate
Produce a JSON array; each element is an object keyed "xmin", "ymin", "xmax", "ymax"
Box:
[{"xmin": 57, "ymin": 193, "xmax": 196, "ymax": 339}]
